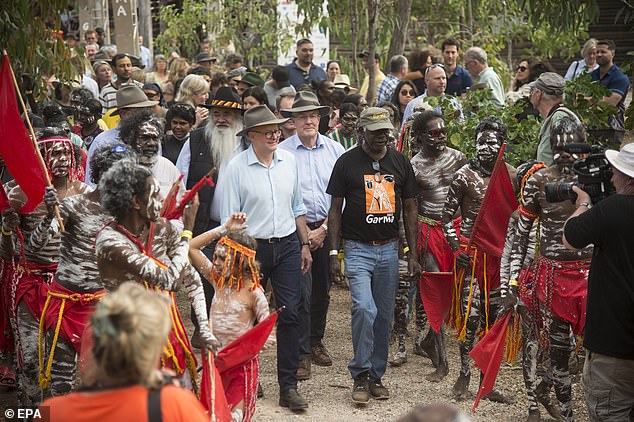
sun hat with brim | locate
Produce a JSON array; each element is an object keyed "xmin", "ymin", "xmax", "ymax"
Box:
[
  {"xmin": 333, "ymin": 74, "xmax": 358, "ymax": 94},
  {"xmin": 528, "ymin": 72, "xmax": 565, "ymax": 96},
  {"xmin": 358, "ymin": 50, "xmax": 380, "ymax": 60},
  {"xmin": 606, "ymin": 143, "xmax": 634, "ymax": 179},
  {"xmin": 236, "ymin": 105, "xmax": 289, "ymax": 137},
  {"xmin": 239, "ymin": 72, "xmax": 265, "ymax": 87},
  {"xmin": 200, "ymin": 86, "xmax": 243, "ymax": 111},
  {"xmin": 111, "ymin": 85, "xmax": 158, "ymax": 115},
  {"xmin": 280, "ymin": 91, "xmax": 330, "ymax": 118},
  {"xmin": 358, "ymin": 107, "xmax": 394, "ymax": 131}
]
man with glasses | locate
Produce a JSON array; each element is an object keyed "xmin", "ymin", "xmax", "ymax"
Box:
[
  {"xmin": 441, "ymin": 38, "xmax": 473, "ymax": 97},
  {"xmin": 278, "ymin": 91, "xmax": 345, "ymax": 380},
  {"xmin": 286, "ymin": 39, "xmax": 327, "ymax": 90},
  {"xmin": 221, "ymin": 105, "xmax": 312, "ymax": 411},
  {"xmin": 327, "ymin": 107, "xmax": 420, "ymax": 405},
  {"xmin": 463, "ymin": 47, "xmax": 505, "ymax": 107},
  {"xmin": 390, "ymin": 111, "xmax": 466, "ymax": 380}
]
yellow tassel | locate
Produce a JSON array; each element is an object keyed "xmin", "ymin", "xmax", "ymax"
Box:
[{"xmin": 38, "ymin": 294, "xmax": 66, "ymax": 390}]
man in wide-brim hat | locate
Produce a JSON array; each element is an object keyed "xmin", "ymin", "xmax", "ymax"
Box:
[
  {"xmin": 278, "ymin": 91, "xmax": 345, "ymax": 379},
  {"xmin": 221, "ymin": 104, "xmax": 313, "ymax": 412}
]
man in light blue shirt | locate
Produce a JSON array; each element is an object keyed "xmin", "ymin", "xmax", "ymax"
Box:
[
  {"xmin": 220, "ymin": 105, "xmax": 312, "ymax": 411},
  {"xmin": 278, "ymin": 91, "xmax": 345, "ymax": 377}
]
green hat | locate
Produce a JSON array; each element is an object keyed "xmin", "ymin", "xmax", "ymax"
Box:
[
  {"xmin": 240, "ymin": 72, "xmax": 265, "ymax": 87},
  {"xmin": 358, "ymin": 107, "xmax": 393, "ymax": 131}
]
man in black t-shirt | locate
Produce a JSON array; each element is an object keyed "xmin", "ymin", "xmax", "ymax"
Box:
[
  {"xmin": 327, "ymin": 107, "xmax": 420, "ymax": 405},
  {"xmin": 563, "ymin": 142, "xmax": 634, "ymax": 421}
]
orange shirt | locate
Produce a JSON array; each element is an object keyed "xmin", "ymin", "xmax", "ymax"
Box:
[{"xmin": 41, "ymin": 385, "xmax": 208, "ymax": 422}]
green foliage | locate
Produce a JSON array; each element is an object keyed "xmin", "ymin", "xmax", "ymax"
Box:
[
  {"xmin": 426, "ymin": 90, "xmax": 540, "ymax": 167},
  {"xmin": 154, "ymin": 0, "xmax": 206, "ymax": 60},
  {"xmin": 0, "ymin": 0, "xmax": 78, "ymax": 100},
  {"xmin": 564, "ymin": 73, "xmax": 617, "ymax": 130}
]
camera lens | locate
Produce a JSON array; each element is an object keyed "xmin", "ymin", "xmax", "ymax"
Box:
[{"xmin": 544, "ymin": 182, "xmax": 578, "ymax": 203}]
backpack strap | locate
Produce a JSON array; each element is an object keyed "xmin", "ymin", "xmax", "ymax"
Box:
[{"xmin": 147, "ymin": 387, "xmax": 163, "ymax": 422}]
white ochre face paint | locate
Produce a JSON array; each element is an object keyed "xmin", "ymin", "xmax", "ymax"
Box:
[{"xmin": 145, "ymin": 179, "xmax": 162, "ymax": 221}]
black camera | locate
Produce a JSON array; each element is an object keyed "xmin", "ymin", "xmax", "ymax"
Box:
[{"xmin": 544, "ymin": 143, "xmax": 615, "ymax": 204}]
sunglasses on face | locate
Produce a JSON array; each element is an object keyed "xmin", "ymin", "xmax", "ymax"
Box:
[
  {"xmin": 400, "ymin": 89, "xmax": 415, "ymax": 96},
  {"xmin": 372, "ymin": 161, "xmax": 381, "ymax": 181},
  {"xmin": 516, "ymin": 65, "xmax": 527, "ymax": 72}
]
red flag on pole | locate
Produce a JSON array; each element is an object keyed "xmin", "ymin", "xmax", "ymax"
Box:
[
  {"xmin": 0, "ymin": 53, "xmax": 47, "ymax": 213},
  {"xmin": 160, "ymin": 174, "xmax": 184, "ymax": 218},
  {"xmin": 469, "ymin": 144, "xmax": 517, "ymax": 257},
  {"xmin": 200, "ymin": 351, "xmax": 232, "ymax": 422},
  {"xmin": 469, "ymin": 311, "xmax": 512, "ymax": 413},
  {"xmin": 419, "ymin": 271, "xmax": 453, "ymax": 333},
  {"xmin": 215, "ymin": 308, "xmax": 279, "ymax": 374}
]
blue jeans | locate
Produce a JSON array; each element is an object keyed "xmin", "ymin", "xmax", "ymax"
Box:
[
  {"xmin": 256, "ymin": 233, "xmax": 302, "ymax": 391},
  {"xmin": 344, "ymin": 239, "xmax": 399, "ymax": 381}
]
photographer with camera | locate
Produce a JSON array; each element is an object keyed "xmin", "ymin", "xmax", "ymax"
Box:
[
  {"xmin": 563, "ymin": 142, "xmax": 634, "ymax": 421},
  {"xmin": 508, "ymin": 116, "xmax": 592, "ymax": 422}
]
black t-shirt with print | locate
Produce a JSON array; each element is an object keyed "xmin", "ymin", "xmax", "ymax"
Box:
[{"xmin": 327, "ymin": 146, "xmax": 417, "ymax": 242}]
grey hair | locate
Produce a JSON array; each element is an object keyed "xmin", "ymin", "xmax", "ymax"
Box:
[
  {"xmin": 98, "ymin": 159, "xmax": 153, "ymax": 222},
  {"xmin": 389, "ymin": 55, "xmax": 408, "ymax": 74},
  {"xmin": 90, "ymin": 142, "xmax": 137, "ymax": 185},
  {"xmin": 464, "ymin": 47, "xmax": 487, "ymax": 64}
]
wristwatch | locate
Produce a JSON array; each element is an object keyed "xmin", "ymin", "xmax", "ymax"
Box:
[{"xmin": 301, "ymin": 240, "xmax": 311, "ymax": 247}]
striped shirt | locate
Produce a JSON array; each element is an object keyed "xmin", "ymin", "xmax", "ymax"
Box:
[
  {"xmin": 99, "ymin": 80, "xmax": 144, "ymax": 113},
  {"xmin": 329, "ymin": 128, "xmax": 358, "ymax": 150}
]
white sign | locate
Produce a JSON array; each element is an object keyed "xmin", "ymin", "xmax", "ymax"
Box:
[{"xmin": 277, "ymin": 0, "xmax": 329, "ymax": 69}]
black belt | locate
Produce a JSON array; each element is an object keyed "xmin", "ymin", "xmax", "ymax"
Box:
[
  {"xmin": 256, "ymin": 233, "xmax": 295, "ymax": 243},
  {"xmin": 348, "ymin": 237, "xmax": 399, "ymax": 246},
  {"xmin": 307, "ymin": 219, "xmax": 325, "ymax": 230}
]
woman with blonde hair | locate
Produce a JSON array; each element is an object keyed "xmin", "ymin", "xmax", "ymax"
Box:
[
  {"xmin": 92, "ymin": 60, "xmax": 113, "ymax": 91},
  {"xmin": 564, "ymin": 38, "xmax": 599, "ymax": 80},
  {"xmin": 146, "ymin": 54, "xmax": 169, "ymax": 88},
  {"xmin": 164, "ymin": 57, "xmax": 189, "ymax": 103},
  {"xmin": 41, "ymin": 282, "xmax": 208, "ymax": 421},
  {"xmin": 176, "ymin": 74, "xmax": 210, "ymax": 128}
]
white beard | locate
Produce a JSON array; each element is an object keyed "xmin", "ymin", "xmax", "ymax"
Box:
[{"xmin": 205, "ymin": 120, "xmax": 244, "ymax": 167}]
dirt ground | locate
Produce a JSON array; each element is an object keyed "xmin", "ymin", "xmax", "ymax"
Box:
[
  {"xmin": 0, "ymin": 284, "xmax": 590, "ymax": 422},
  {"xmin": 253, "ymin": 285, "xmax": 589, "ymax": 422}
]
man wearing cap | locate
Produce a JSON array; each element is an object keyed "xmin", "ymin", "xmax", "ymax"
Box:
[
  {"xmin": 463, "ymin": 47, "xmax": 505, "ymax": 107},
  {"xmin": 563, "ymin": 142, "xmax": 634, "ymax": 422},
  {"xmin": 529, "ymin": 72, "xmax": 582, "ymax": 166},
  {"xmin": 278, "ymin": 92, "xmax": 345, "ymax": 378},
  {"xmin": 359, "ymin": 50, "xmax": 386, "ymax": 99},
  {"xmin": 99, "ymin": 53, "xmax": 144, "ymax": 113},
  {"xmin": 235, "ymin": 72, "xmax": 265, "ymax": 97},
  {"xmin": 287, "ymin": 39, "xmax": 327, "ymax": 90},
  {"xmin": 196, "ymin": 52, "xmax": 217, "ymax": 70},
  {"xmin": 85, "ymin": 85, "xmax": 159, "ymax": 186},
  {"xmin": 327, "ymin": 107, "xmax": 420, "ymax": 404},
  {"xmin": 221, "ymin": 105, "xmax": 312, "ymax": 411},
  {"xmin": 265, "ymin": 66, "xmax": 296, "ymax": 109},
  {"xmin": 375, "ymin": 55, "xmax": 408, "ymax": 106}
]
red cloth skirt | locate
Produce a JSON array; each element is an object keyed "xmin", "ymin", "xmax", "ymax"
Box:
[
  {"xmin": 41, "ymin": 279, "xmax": 104, "ymax": 355},
  {"xmin": 221, "ymin": 356, "xmax": 259, "ymax": 422},
  {"xmin": 521, "ymin": 255, "xmax": 589, "ymax": 335},
  {"xmin": 418, "ymin": 217, "xmax": 460, "ymax": 273},
  {"xmin": 14, "ymin": 262, "xmax": 57, "ymax": 320},
  {"xmin": 458, "ymin": 236, "xmax": 501, "ymax": 292},
  {"xmin": 0, "ymin": 260, "xmax": 15, "ymax": 353}
]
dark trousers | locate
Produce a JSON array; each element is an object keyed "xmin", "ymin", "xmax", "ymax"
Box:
[
  {"xmin": 256, "ymin": 233, "xmax": 301, "ymax": 392},
  {"xmin": 310, "ymin": 243, "xmax": 331, "ymax": 347}
]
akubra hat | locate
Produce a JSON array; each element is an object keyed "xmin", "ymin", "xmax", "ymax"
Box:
[
  {"xmin": 280, "ymin": 91, "xmax": 330, "ymax": 118},
  {"xmin": 236, "ymin": 105, "xmax": 289, "ymax": 137},
  {"xmin": 201, "ymin": 86, "xmax": 243, "ymax": 111},
  {"xmin": 606, "ymin": 143, "xmax": 634, "ymax": 179},
  {"xmin": 239, "ymin": 72, "xmax": 265, "ymax": 87},
  {"xmin": 111, "ymin": 85, "xmax": 158, "ymax": 115}
]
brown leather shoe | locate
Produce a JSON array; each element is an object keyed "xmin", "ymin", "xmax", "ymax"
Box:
[
  {"xmin": 311, "ymin": 343, "xmax": 333, "ymax": 366},
  {"xmin": 297, "ymin": 358, "xmax": 311, "ymax": 381}
]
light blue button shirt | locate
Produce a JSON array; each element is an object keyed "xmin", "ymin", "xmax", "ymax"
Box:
[
  {"xmin": 278, "ymin": 133, "xmax": 345, "ymax": 224},
  {"xmin": 220, "ymin": 145, "xmax": 306, "ymax": 239}
]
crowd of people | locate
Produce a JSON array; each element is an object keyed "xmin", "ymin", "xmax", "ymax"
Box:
[{"xmin": 0, "ymin": 29, "xmax": 632, "ymax": 422}]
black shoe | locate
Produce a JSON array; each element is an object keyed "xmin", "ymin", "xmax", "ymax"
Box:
[
  {"xmin": 279, "ymin": 388, "xmax": 308, "ymax": 411},
  {"xmin": 351, "ymin": 375, "xmax": 370, "ymax": 404},
  {"xmin": 368, "ymin": 379, "xmax": 389, "ymax": 400}
]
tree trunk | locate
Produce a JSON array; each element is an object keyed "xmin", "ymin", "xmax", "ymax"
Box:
[
  {"xmin": 386, "ymin": 0, "xmax": 413, "ymax": 60},
  {"xmin": 138, "ymin": 0, "xmax": 153, "ymax": 58},
  {"xmin": 351, "ymin": 0, "xmax": 360, "ymax": 86},
  {"xmin": 366, "ymin": 0, "xmax": 378, "ymax": 105}
]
